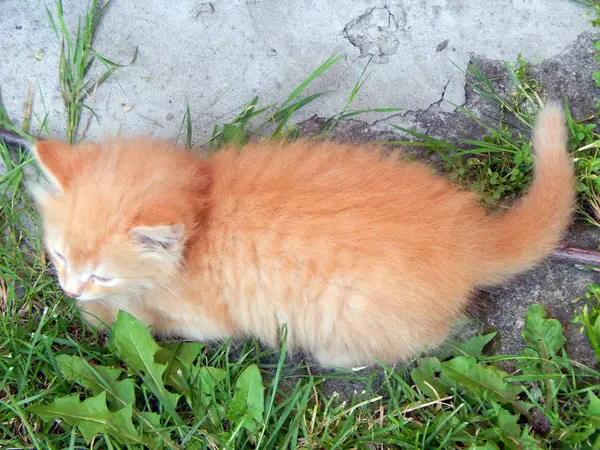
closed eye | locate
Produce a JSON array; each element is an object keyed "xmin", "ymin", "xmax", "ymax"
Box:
[{"xmin": 89, "ymin": 275, "xmax": 114, "ymax": 284}]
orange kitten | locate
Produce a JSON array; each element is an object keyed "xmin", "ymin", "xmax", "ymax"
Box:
[{"xmin": 31, "ymin": 104, "xmax": 573, "ymax": 368}]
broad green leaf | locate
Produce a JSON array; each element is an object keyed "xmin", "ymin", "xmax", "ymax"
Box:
[
  {"xmin": 56, "ymin": 355, "xmax": 177, "ymax": 448},
  {"xmin": 468, "ymin": 444, "xmax": 500, "ymax": 450},
  {"xmin": 32, "ymin": 393, "xmax": 110, "ymax": 443},
  {"xmin": 141, "ymin": 411, "xmax": 162, "ymax": 428},
  {"xmin": 587, "ymin": 391, "xmax": 600, "ymax": 427},
  {"xmin": 140, "ymin": 411, "xmax": 164, "ymax": 448},
  {"xmin": 496, "ymin": 405, "xmax": 520, "ymax": 440},
  {"xmin": 111, "ymin": 311, "xmax": 161, "ymax": 371},
  {"xmin": 451, "ymin": 332, "xmax": 497, "ymax": 357},
  {"xmin": 191, "ymin": 366, "xmax": 226, "ymax": 426},
  {"xmin": 515, "ymin": 426, "xmax": 543, "ymax": 449},
  {"xmin": 156, "ymin": 342, "xmax": 203, "ymax": 394},
  {"xmin": 515, "ymin": 347, "xmax": 548, "ymax": 375},
  {"xmin": 31, "ymin": 392, "xmax": 142, "ymax": 444},
  {"xmin": 112, "ymin": 310, "xmax": 181, "ymax": 422},
  {"xmin": 588, "ymin": 391, "xmax": 600, "ymax": 415},
  {"xmin": 576, "ymin": 181, "xmax": 589, "ymax": 193},
  {"xmin": 521, "ymin": 305, "xmax": 566, "ymax": 358},
  {"xmin": 230, "ymin": 364, "xmax": 265, "ymax": 432},
  {"xmin": 410, "ymin": 357, "xmax": 450, "ymax": 397},
  {"xmin": 56, "ymin": 354, "xmax": 135, "ymax": 410},
  {"xmin": 194, "ymin": 366, "xmax": 226, "ymax": 408},
  {"xmin": 108, "ymin": 403, "xmax": 144, "ymax": 444},
  {"xmin": 442, "ymin": 356, "xmax": 522, "ymax": 403}
]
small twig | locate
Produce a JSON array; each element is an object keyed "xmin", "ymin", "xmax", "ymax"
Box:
[
  {"xmin": 401, "ymin": 395, "xmax": 454, "ymax": 414},
  {"xmin": 551, "ymin": 247, "xmax": 600, "ymax": 267},
  {"xmin": 22, "ymin": 87, "xmax": 33, "ymax": 133},
  {"xmin": 342, "ymin": 395, "xmax": 383, "ymax": 416}
]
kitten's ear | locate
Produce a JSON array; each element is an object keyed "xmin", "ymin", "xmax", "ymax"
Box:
[
  {"xmin": 130, "ymin": 224, "xmax": 185, "ymax": 260},
  {"xmin": 30, "ymin": 139, "xmax": 100, "ymax": 202},
  {"xmin": 33, "ymin": 139, "xmax": 79, "ymax": 193}
]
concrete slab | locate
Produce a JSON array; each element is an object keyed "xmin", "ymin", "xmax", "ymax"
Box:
[{"xmin": 0, "ymin": 0, "xmax": 594, "ymax": 143}]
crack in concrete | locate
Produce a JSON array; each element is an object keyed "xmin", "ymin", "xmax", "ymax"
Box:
[
  {"xmin": 190, "ymin": 2, "xmax": 214, "ymax": 19},
  {"xmin": 368, "ymin": 74, "xmax": 460, "ymax": 130},
  {"xmin": 386, "ymin": 4, "xmax": 398, "ymax": 32},
  {"xmin": 426, "ymin": 75, "xmax": 453, "ymax": 111},
  {"xmin": 342, "ymin": 4, "xmax": 401, "ymax": 63}
]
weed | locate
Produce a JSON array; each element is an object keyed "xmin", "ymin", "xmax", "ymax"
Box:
[
  {"xmin": 46, "ymin": 0, "xmax": 136, "ymax": 143},
  {"xmin": 574, "ymin": 284, "xmax": 600, "ymax": 361},
  {"xmin": 202, "ymin": 55, "xmax": 346, "ymax": 151},
  {"xmin": 575, "ymin": 0, "xmax": 600, "ymax": 27},
  {"xmin": 6, "ymin": 293, "xmax": 597, "ymax": 448},
  {"xmin": 382, "ymin": 55, "xmax": 542, "ymax": 206},
  {"xmin": 204, "ymin": 55, "xmax": 401, "ymax": 151}
]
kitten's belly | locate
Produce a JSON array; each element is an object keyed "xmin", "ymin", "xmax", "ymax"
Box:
[
  {"xmin": 201, "ymin": 234, "xmax": 476, "ymax": 362},
  {"xmin": 226, "ymin": 266, "xmax": 463, "ymax": 356}
]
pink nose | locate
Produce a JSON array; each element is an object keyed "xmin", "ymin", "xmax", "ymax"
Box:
[{"xmin": 64, "ymin": 290, "xmax": 80, "ymax": 299}]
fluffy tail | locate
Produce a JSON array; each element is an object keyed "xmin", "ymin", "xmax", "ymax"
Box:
[{"xmin": 483, "ymin": 103, "xmax": 575, "ymax": 284}]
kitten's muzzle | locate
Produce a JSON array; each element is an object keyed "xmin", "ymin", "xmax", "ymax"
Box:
[{"xmin": 64, "ymin": 290, "xmax": 81, "ymax": 299}]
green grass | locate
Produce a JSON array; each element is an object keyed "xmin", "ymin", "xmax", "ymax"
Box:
[
  {"xmin": 574, "ymin": 284, "xmax": 600, "ymax": 362},
  {"xmin": 573, "ymin": 0, "xmax": 600, "ymax": 27},
  {"xmin": 200, "ymin": 55, "xmax": 400, "ymax": 151},
  {"xmin": 1, "ymin": 0, "xmax": 600, "ymax": 448},
  {"xmin": 46, "ymin": 0, "xmax": 136, "ymax": 143}
]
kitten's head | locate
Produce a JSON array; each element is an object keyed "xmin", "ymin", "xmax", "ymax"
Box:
[{"xmin": 30, "ymin": 138, "xmax": 210, "ymax": 303}]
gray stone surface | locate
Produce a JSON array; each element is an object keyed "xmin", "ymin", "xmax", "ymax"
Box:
[
  {"xmin": 0, "ymin": 0, "xmax": 593, "ymax": 143},
  {"xmin": 1, "ymin": 0, "xmax": 599, "ymax": 380}
]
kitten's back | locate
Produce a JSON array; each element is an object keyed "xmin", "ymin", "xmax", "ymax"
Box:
[
  {"xmin": 33, "ymin": 104, "xmax": 573, "ymax": 367},
  {"xmin": 192, "ymin": 103, "xmax": 573, "ymax": 365}
]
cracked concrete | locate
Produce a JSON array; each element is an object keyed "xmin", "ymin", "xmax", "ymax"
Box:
[
  {"xmin": 343, "ymin": 5, "xmax": 401, "ymax": 63},
  {"xmin": 374, "ymin": 32, "xmax": 600, "ymax": 142},
  {"xmin": 0, "ymin": 0, "xmax": 594, "ymax": 143}
]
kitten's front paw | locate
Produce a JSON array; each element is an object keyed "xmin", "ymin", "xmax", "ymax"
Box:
[{"xmin": 77, "ymin": 300, "xmax": 115, "ymax": 331}]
